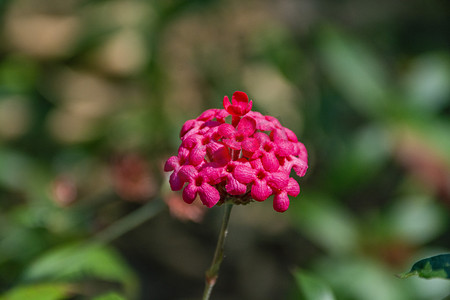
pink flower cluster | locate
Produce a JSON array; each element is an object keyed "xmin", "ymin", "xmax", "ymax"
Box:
[{"xmin": 164, "ymin": 91, "xmax": 308, "ymax": 212}]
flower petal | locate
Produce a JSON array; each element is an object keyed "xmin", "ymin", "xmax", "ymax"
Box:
[
  {"xmin": 267, "ymin": 171, "xmax": 289, "ymax": 189},
  {"xmin": 251, "ymin": 180, "xmax": 272, "ymax": 201},
  {"xmin": 189, "ymin": 146, "xmax": 206, "ymax": 165},
  {"xmin": 291, "ymin": 156, "xmax": 308, "ymax": 177},
  {"xmin": 231, "ymin": 91, "xmax": 252, "ymax": 115},
  {"xmin": 249, "ymin": 111, "xmax": 275, "ymax": 131},
  {"xmin": 222, "ymin": 138, "xmax": 241, "ymax": 150},
  {"xmin": 218, "ymin": 123, "xmax": 236, "ymax": 138},
  {"xmin": 242, "ymin": 137, "xmax": 259, "ymax": 153},
  {"xmin": 199, "ymin": 184, "xmax": 220, "ymax": 208},
  {"xmin": 198, "ymin": 109, "xmax": 217, "ymax": 121},
  {"xmin": 178, "ymin": 146, "xmax": 190, "ymax": 160},
  {"xmin": 250, "ymin": 158, "xmax": 264, "ymax": 170},
  {"xmin": 236, "ymin": 116, "xmax": 256, "ymax": 137},
  {"xmin": 225, "ymin": 175, "xmax": 247, "ymax": 195},
  {"xmin": 223, "ymin": 91, "xmax": 253, "ymax": 116},
  {"xmin": 178, "ymin": 165, "xmax": 198, "ymax": 182},
  {"xmin": 209, "ymin": 145, "xmax": 230, "ymax": 166},
  {"xmin": 169, "ymin": 171, "xmax": 184, "ymax": 191},
  {"xmin": 254, "ymin": 132, "xmax": 271, "ymax": 144},
  {"xmin": 262, "ymin": 151, "xmax": 280, "ymax": 172},
  {"xmin": 234, "ymin": 164, "xmax": 255, "ymax": 184},
  {"xmin": 215, "ymin": 109, "xmax": 229, "ymax": 122},
  {"xmin": 164, "ymin": 156, "xmax": 179, "ymax": 171},
  {"xmin": 265, "ymin": 115, "xmax": 282, "ymax": 129},
  {"xmin": 223, "ymin": 95, "xmax": 231, "ymax": 111},
  {"xmin": 296, "ymin": 142, "xmax": 308, "ymax": 162},
  {"xmin": 182, "ymin": 184, "xmax": 197, "ymax": 204},
  {"xmin": 231, "ymin": 91, "xmax": 249, "ymax": 105},
  {"xmin": 180, "ymin": 119, "xmax": 197, "ymax": 138},
  {"xmin": 286, "ymin": 178, "xmax": 300, "ymax": 196},
  {"xmin": 273, "ymin": 192, "xmax": 289, "ymax": 212},
  {"xmin": 201, "ymin": 164, "xmax": 224, "ymax": 185},
  {"xmin": 182, "ymin": 134, "xmax": 201, "ymax": 149},
  {"xmin": 275, "ymin": 140, "xmax": 295, "ymax": 157},
  {"xmin": 284, "ymin": 128, "xmax": 299, "ymax": 142}
]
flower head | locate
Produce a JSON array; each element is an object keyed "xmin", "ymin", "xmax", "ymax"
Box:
[
  {"xmin": 223, "ymin": 91, "xmax": 253, "ymax": 116},
  {"xmin": 165, "ymin": 91, "xmax": 308, "ymax": 212}
]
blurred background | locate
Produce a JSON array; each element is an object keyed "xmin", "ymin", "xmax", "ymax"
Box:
[{"xmin": 0, "ymin": 0, "xmax": 449, "ymax": 299}]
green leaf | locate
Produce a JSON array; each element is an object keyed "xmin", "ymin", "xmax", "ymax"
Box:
[
  {"xmin": 401, "ymin": 53, "xmax": 450, "ymax": 113},
  {"xmin": 0, "ymin": 283, "xmax": 70, "ymax": 300},
  {"xmin": 0, "ymin": 148, "xmax": 34, "ymax": 190},
  {"xmin": 327, "ymin": 125, "xmax": 391, "ymax": 193},
  {"xmin": 399, "ymin": 254, "xmax": 450, "ymax": 279},
  {"xmin": 21, "ymin": 243, "xmax": 138, "ymax": 295},
  {"xmin": 317, "ymin": 26, "xmax": 390, "ymax": 118},
  {"xmin": 92, "ymin": 292, "xmax": 126, "ymax": 300},
  {"xmin": 294, "ymin": 270, "xmax": 335, "ymax": 300},
  {"xmin": 316, "ymin": 257, "xmax": 413, "ymax": 300},
  {"xmin": 386, "ymin": 196, "xmax": 447, "ymax": 245},
  {"xmin": 290, "ymin": 193, "xmax": 358, "ymax": 255}
]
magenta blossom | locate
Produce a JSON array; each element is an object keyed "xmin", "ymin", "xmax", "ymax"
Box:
[
  {"xmin": 234, "ymin": 159, "xmax": 289, "ymax": 202},
  {"xmin": 223, "ymin": 91, "xmax": 253, "ymax": 116},
  {"xmin": 178, "ymin": 165, "xmax": 220, "ymax": 208},
  {"xmin": 164, "ymin": 91, "xmax": 308, "ymax": 212},
  {"xmin": 218, "ymin": 116, "xmax": 259, "ymax": 153}
]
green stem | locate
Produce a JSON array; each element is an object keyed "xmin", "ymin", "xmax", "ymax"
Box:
[
  {"xmin": 202, "ymin": 203, "xmax": 233, "ymax": 300},
  {"xmin": 94, "ymin": 198, "xmax": 164, "ymax": 244}
]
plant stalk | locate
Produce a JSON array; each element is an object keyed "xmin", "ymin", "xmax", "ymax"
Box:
[
  {"xmin": 202, "ymin": 203, "xmax": 233, "ymax": 300},
  {"xmin": 94, "ymin": 198, "xmax": 164, "ymax": 244}
]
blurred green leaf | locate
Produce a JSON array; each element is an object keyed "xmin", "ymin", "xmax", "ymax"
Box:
[
  {"xmin": 316, "ymin": 257, "xmax": 412, "ymax": 300},
  {"xmin": 0, "ymin": 55, "xmax": 38, "ymax": 93},
  {"xmin": 250, "ymin": 25, "xmax": 305, "ymax": 83},
  {"xmin": 399, "ymin": 254, "xmax": 450, "ymax": 280},
  {"xmin": 318, "ymin": 26, "xmax": 390, "ymax": 118},
  {"xmin": 328, "ymin": 125, "xmax": 391, "ymax": 193},
  {"xmin": 0, "ymin": 225, "xmax": 48, "ymax": 264},
  {"xmin": 0, "ymin": 283, "xmax": 70, "ymax": 300},
  {"xmin": 21, "ymin": 243, "xmax": 137, "ymax": 295},
  {"xmin": 92, "ymin": 292, "xmax": 126, "ymax": 300},
  {"xmin": 400, "ymin": 118, "xmax": 450, "ymax": 166},
  {"xmin": 402, "ymin": 53, "xmax": 450, "ymax": 113},
  {"xmin": 0, "ymin": 148, "xmax": 34, "ymax": 190},
  {"xmin": 386, "ymin": 196, "xmax": 447, "ymax": 245},
  {"xmin": 294, "ymin": 270, "xmax": 335, "ymax": 300},
  {"xmin": 290, "ymin": 193, "xmax": 358, "ymax": 255}
]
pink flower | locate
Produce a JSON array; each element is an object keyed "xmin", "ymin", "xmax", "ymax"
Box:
[
  {"xmin": 206, "ymin": 159, "xmax": 250, "ymax": 196},
  {"xmin": 218, "ymin": 116, "xmax": 259, "ymax": 152},
  {"xmin": 271, "ymin": 128, "xmax": 308, "ymax": 176},
  {"xmin": 273, "ymin": 178, "xmax": 300, "ymax": 212},
  {"xmin": 279, "ymin": 150, "xmax": 308, "ymax": 177},
  {"xmin": 182, "ymin": 123, "xmax": 224, "ymax": 166},
  {"xmin": 164, "ymin": 91, "xmax": 308, "ymax": 212},
  {"xmin": 178, "ymin": 165, "xmax": 220, "ymax": 208},
  {"xmin": 234, "ymin": 159, "xmax": 289, "ymax": 202},
  {"xmin": 223, "ymin": 91, "xmax": 253, "ymax": 116},
  {"xmin": 164, "ymin": 147, "xmax": 190, "ymax": 191},
  {"xmin": 250, "ymin": 132, "xmax": 280, "ymax": 172}
]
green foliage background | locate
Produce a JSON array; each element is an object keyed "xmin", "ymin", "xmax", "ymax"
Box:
[{"xmin": 0, "ymin": 0, "xmax": 449, "ymax": 299}]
